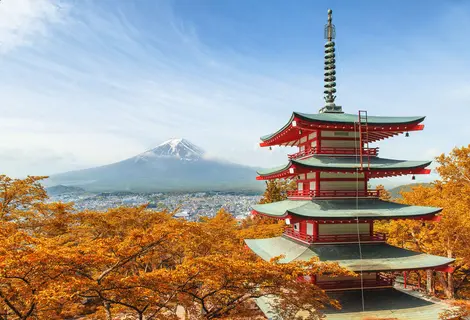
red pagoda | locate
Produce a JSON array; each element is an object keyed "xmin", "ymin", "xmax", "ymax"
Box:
[{"xmin": 246, "ymin": 9, "xmax": 456, "ymax": 319}]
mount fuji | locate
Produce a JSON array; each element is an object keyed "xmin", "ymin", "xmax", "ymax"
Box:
[{"xmin": 45, "ymin": 139, "xmax": 262, "ymax": 192}]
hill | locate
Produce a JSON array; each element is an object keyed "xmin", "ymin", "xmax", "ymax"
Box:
[
  {"xmin": 46, "ymin": 185, "xmax": 86, "ymax": 196},
  {"xmin": 389, "ymin": 183, "xmax": 432, "ymax": 199}
]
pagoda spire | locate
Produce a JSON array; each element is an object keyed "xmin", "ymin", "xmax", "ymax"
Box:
[{"xmin": 319, "ymin": 9, "xmax": 343, "ymax": 114}]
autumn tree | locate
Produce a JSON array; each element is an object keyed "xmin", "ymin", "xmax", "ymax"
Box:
[
  {"xmin": 0, "ymin": 176, "xmax": 83, "ymax": 319},
  {"xmin": 378, "ymin": 145, "xmax": 470, "ymax": 299},
  {"xmin": 0, "ymin": 176, "xmax": 350, "ymax": 319},
  {"xmin": 375, "ymin": 184, "xmax": 391, "ymax": 201},
  {"xmin": 242, "ymin": 179, "xmax": 297, "ymax": 233},
  {"xmin": 259, "ymin": 179, "xmax": 296, "ymax": 204}
]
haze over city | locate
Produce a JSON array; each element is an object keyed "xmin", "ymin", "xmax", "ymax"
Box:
[{"xmin": 1, "ymin": 0, "xmax": 470, "ymax": 188}]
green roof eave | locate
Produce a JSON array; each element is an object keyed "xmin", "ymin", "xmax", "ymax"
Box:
[
  {"xmin": 295, "ymin": 112, "xmax": 425, "ymax": 126},
  {"xmin": 244, "ymin": 237, "xmax": 454, "ymax": 272},
  {"xmin": 260, "ymin": 112, "xmax": 425, "ymax": 142},
  {"xmin": 260, "ymin": 114, "xmax": 296, "ymax": 142},
  {"xmin": 293, "ymin": 156, "xmax": 431, "ymax": 170},
  {"xmin": 257, "ymin": 156, "xmax": 431, "ymax": 177},
  {"xmin": 252, "ymin": 199, "xmax": 442, "ymax": 219},
  {"xmin": 257, "ymin": 163, "xmax": 291, "ymax": 176}
]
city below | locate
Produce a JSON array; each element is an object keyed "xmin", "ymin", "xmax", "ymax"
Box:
[{"xmin": 48, "ymin": 190, "xmax": 261, "ymax": 222}]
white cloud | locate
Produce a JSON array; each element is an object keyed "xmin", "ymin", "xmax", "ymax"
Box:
[{"xmin": 0, "ymin": 0, "xmax": 67, "ymax": 53}]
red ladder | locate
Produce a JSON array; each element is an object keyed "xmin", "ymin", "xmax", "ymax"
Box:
[{"xmin": 358, "ymin": 110, "xmax": 370, "ymax": 171}]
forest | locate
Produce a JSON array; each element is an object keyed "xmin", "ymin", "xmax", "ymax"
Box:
[{"xmin": 0, "ymin": 176, "xmax": 347, "ymax": 319}]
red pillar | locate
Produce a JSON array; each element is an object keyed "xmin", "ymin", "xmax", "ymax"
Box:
[
  {"xmin": 316, "ymin": 129, "xmax": 322, "ymax": 153},
  {"xmin": 364, "ymin": 171, "xmax": 368, "ymax": 193},
  {"xmin": 299, "ymin": 220, "xmax": 307, "ymax": 235},
  {"xmin": 315, "ymin": 172, "xmax": 320, "ymax": 192}
]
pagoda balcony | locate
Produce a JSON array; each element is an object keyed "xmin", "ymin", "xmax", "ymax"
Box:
[
  {"xmin": 284, "ymin": 228, "xmax": 386, "ymax": 244},
  {"xmin": 287, "ymin": 147, "xmax": 379, "ymax": 160},
  {"xmin": 287, "ymin": 189, "xmax": 380, "ymax": 199},
  {"xmin": 318, "ymin": 274, "xmax": 393, "ymax": 291}
]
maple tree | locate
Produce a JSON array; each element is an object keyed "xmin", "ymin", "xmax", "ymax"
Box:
[
  {"xmin": 376, "ymin": 145, "xmax": 470, "ymax": 299},
  {"xmin": 0, "ymin": 176, "xmax": 349, "ymax": 319},
  {"xmin": 375, "ymin": 184, "xmax": 391, "ymax": 201},
  {"xmin": 243, "ymin": 179, "xmax": 297, "ymax": 233}
]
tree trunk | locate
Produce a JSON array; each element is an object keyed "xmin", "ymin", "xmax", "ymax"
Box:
[
  {"xmin": 417, "ymin": 271, "xmax": 422, "ymax": 290},
  {"xmin": 447, "ymin": 271, "xmax": 454, "ymax": 298},
  {"xmin": 427, "ymin": 270, "xmax": 435, "ymax": 294},
  {"xmin": 447, "ymin": 249, "xmax": 454, "ymax": 298},
  {"xmin": 437, "ymin": 272, "xmax": 454, "ymax": 299},
  {"xmin": 103, "ymin": 302, "xmax": 112, "ymax": 320}
]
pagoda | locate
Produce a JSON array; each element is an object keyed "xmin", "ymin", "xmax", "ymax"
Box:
[{"xmin": 245, "ymin": 9, "xmax": 456, "ymax": 319}]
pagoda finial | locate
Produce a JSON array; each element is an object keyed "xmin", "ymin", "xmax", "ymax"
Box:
[{"xmin": 319, "ymin": 9, "xmax": 343, "ymax": 114}]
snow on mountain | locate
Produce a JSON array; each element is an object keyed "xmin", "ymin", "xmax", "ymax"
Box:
[{"xmin": 135, "ymin": 138, "xmax": 205, "ymax": 162}]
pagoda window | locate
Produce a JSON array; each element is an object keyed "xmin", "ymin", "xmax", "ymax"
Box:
[
  {"xmin": 333, "ymin": 131, "xmax": 350, "ymax": 137},
  {"xmin": 306, "ymin": 172, "xmax": 315, "ymax": 179},
  {"xmin": 299, "ymin": 145, "xmax": 305, "ymax": 152},
  {"xmin": 309, "ymin": 181, "xmax": 316, "ymax": 190},
  {"xmin": 320, "ymin": 172, "xmax": 365, "ymax": 179},
  {"xmin": 306, "ymin": 222, "xmax": 314, "ymax": 236},
  {"xmin": 297, "ymin": 183, "xmax": 303, "ymax": 191},
  {"xmin": 318, "ymin": 223, "xmax": 369, "ymax": 236},
  {"xmin": 308, "ymin": 132, "xmax": 316, "ymax": 140},
  {"xmin": 320, "ymin": 180, "xmax": 366, "ymax": 191},
  {"xmin": 300, "ymin": 136, "xmax": 307, "ymax": 144},
  {"xmin": 293, "ymin": 223, "xmax": 300, "ymax": 231},
  {"xmin": 320, "ymin": 130, "xmax": 358, "ymax": 149}
]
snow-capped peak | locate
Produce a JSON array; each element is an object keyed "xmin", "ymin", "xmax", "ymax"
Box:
[{"xmin": 135, "ymin": 138, "xmax": 205, "ymax": 162}]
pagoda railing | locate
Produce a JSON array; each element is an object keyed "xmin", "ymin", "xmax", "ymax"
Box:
[
  {"xmin": 287, "ymin": 189, "xmax": 380, "ymax": 199},
  {"xmin": 318, "ymin": 274, "xmax": 393, "ymax": 291},
  {"xmin": 288, "ymin": 147, "xmax": 379, "ymax": 159},
  {"xmin": 284, "ymin": 228, "xmax": 386, "ymax": 244}
]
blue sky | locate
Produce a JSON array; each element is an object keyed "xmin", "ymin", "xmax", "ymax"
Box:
[{"xmin": 1, "ymin": 0, "xmax": 470, "ymax": 187}]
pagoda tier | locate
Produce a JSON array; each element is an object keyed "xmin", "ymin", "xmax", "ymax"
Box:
[
  {"xmin": 256, "ymin": 156, "xmax": 431, "ymax": 181},
  {"xmin": 245, "ymin": 237, "xmax": 454, "ymax": 272},
  {"xmin": 260, "ymin": 112, "xmax": 425, "ymax": 147},
  {"xmin": 252, "ymin": 199, "xmax": 442, "ymax": 220},
  {"xmin": 256, "ymin": 288, "xmax": 456, "ymax": 319}
]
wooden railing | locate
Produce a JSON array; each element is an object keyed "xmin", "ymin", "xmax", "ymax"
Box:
[
  {"xmin": 287, "ymin": 189, "xmax": 380, "ymax": 199},
  {"xmin": 318, "ymin": 274, "xmax": 393, "ymax": 290},
  {"xmin": 284, "ymin": 228, "xmax": 386, "ymax": 244},
  {"xmin": 288, "ymin": 147, "xmax": 379, "ymax": 159}
]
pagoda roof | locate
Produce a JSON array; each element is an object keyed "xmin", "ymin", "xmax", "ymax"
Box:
[
  {"xmin": 244, "ymin": 237, "xmax": 454, "ymax": 272},
  {"xmin": 261, "ymin": 112, "xmax": 425, "ymax": 142},
  {"xmin": 257, "ymin": 156, "xmax": 431, "ymax": 178},
  {"xmin": 256, "ymin": 288, "xmax": 455, "ymax": 319},
  {"xmin": 252, "ymin": 198, "xmax": 441, "ymax": 220}
]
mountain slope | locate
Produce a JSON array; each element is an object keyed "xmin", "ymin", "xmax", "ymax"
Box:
[{"xmin": 45, "ymin": 139, "xmax": 262, "ymax": 192}]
